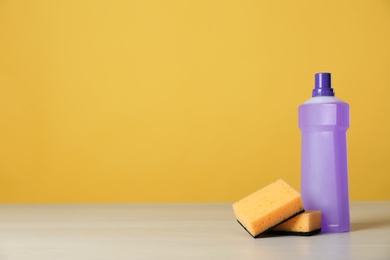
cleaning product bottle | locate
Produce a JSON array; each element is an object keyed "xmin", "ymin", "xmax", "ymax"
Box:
[{"xmin": 299, "ymin": 72, "xmax": 350, "ymax": 233}]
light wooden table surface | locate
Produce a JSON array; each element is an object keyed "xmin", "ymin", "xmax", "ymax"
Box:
[{"xmin": 0, "ymin": 202, "xmax": 389, "ymax": 259}]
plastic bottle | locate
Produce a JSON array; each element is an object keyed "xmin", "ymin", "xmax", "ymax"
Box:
[{"xmin": 298, "ymin": 72, "xmax": 350, "ymax": 233}]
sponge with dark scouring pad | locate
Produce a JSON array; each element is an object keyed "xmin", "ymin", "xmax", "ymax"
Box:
[
  {"xmin": 232, "ymin": 179, "xmax": 304, "ymax": 238},
  {"xmin": 271, "ymin": 210, "xmax": 322, "ymax": 236}
]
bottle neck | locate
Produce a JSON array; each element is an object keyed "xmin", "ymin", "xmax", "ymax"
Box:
[{"xmin": 303, "ymin": 96, "xmax": 345, "ymax": 105}]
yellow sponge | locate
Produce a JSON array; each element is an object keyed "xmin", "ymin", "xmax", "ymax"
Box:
[
  {"xmin": 232, "ymin": 179, "xmax": 304, "ymax": 237},
  {"xmin": 271, "ymin": 210, "xmax": 322, "ymax": 235}
]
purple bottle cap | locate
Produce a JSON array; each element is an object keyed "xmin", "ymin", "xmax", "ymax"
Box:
[{"xmin": 312, "ymin": 72, "xmax": 335, "ymax": 97}]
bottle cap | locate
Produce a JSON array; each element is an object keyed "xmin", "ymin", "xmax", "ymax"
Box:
[{"xmin": 312, "ymin": 72, "xmax": 335, "ymax": 97}]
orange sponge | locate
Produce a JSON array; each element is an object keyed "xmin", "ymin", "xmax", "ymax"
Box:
[
  {"xmin": 271, "ymin": 210, "xmax": 322, "ymax": 236},
  {"xmin": 233, "ymin": 179, "xmax": 304, "ymax": 237}
]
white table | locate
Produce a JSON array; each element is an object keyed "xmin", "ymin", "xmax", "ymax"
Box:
[{"xmin": 0, "ymin": 202, "xmax": 389, "ymax": 259}]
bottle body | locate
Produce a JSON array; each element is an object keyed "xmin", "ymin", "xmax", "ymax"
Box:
[{"xmin": 299, "ymin": 97, "xmax": 350, "ymax": 232}]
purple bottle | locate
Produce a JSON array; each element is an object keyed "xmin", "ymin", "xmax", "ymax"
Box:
[{"xmin": 299, "ymin": 72, "xmax": 350, "ymax": 233}]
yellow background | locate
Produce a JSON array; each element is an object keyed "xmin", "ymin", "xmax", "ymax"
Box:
[{"xmin": 0, "ymin": 0, "xmax": 389, "ymax": 203}]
